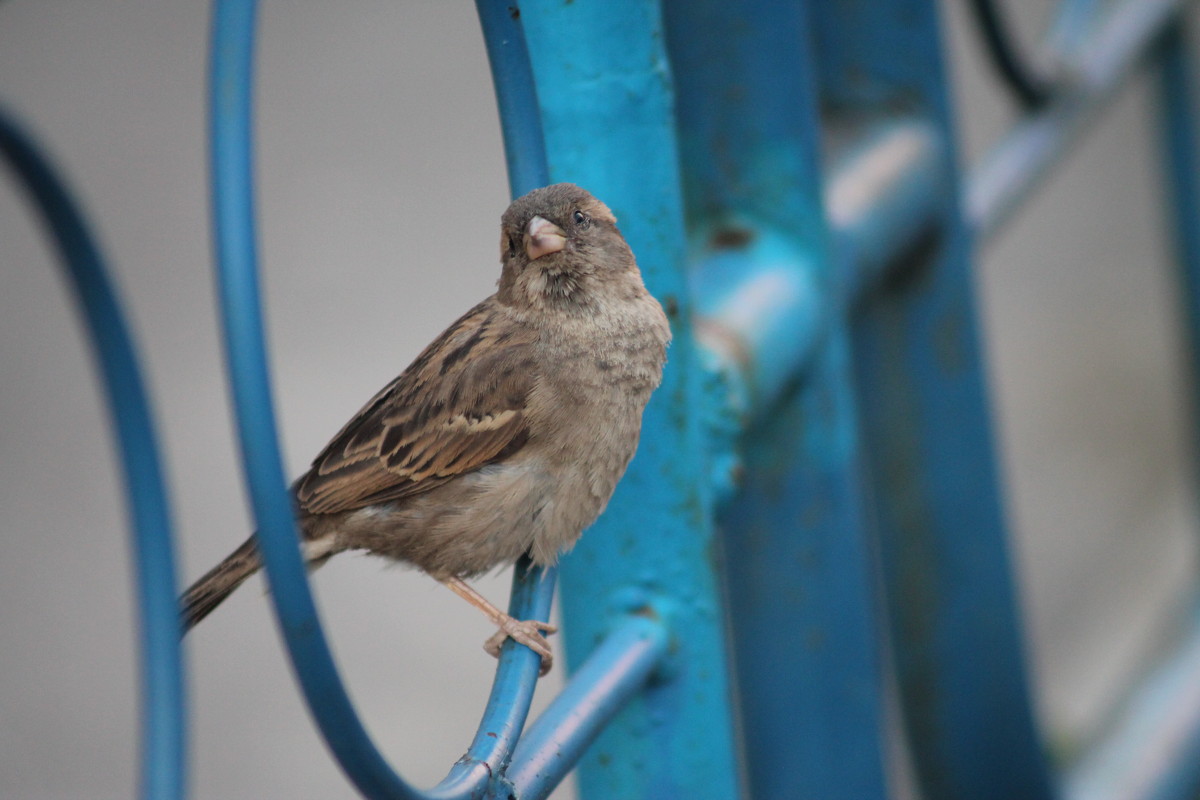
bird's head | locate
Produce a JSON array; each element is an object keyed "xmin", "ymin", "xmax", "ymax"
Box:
[{"xmin": 496, "ymin": 183, "xmax": 639, "ymax": 310}]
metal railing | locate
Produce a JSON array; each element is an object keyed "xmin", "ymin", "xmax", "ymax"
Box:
[{"xmin": 8, "ymin": 1, "xmax": 1200, "ymax": 798}]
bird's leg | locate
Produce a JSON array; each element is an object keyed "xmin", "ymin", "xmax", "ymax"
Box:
[{"xmin": 441, "ymin": 577, "xmax": 557, "ymax": 675}]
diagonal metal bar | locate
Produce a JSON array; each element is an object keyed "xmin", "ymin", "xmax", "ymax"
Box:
[
  {"xmin": 695, "ymin": 0, "xmax": 1196, "ymax": 437},
  {"xmin": 1055, "ymin": 19, "xmax": 1200, "ymax": 800},
  {"xmin": 1065, "ymin": 604, "xmax": 1200, "ymax": 800},
  {"xmin": 968, "ymin": 0, "xmax": 1190, "ymax": 245},
  {"xmin": 0, "ymin": 107, "xmax": 186, "ymax": 800}
]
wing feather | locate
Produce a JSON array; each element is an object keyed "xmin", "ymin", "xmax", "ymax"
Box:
[{"xmin": 295, "ymin": 299, "xmax": 537, "ymax": 515}]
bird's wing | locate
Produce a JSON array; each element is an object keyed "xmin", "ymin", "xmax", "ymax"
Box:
[{"xmin": 295, "ymin": 299, "xmax": 538, "ymax": 515}]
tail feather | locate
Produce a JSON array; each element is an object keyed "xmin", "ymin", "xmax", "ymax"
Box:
[{"xmin": 181, "ymin": 536, "xmax": 261, "ymax": 632}]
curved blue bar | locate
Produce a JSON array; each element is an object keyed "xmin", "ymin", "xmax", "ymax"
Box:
[
  {"xmin": 966, "ymin": 0, "xmax": 1052, "ymax": 109},
  {"xmin": 211, "ymin": 2, "xmax": 563, "ymax": 798},
  {"xmin": 434, "ymin": 3, "xmax": 564, "ymax": 793},
  {"xmin": 474, "ymin": 0, "xmax": 550, "ymax": 196},
  {"xmin": 0, "ymin": 109, "xmax": 186, "ymax": 799},
  {"xmin": 210, "ymin": 2, "xmax": 423, "ymax": 797},
  {"xmin": 428, "ymin": 560, "xmax": 556, "ymax": 799},
  {"xmin": 503, "ymin": 614, "xmax": 669, "ymax": 800}
]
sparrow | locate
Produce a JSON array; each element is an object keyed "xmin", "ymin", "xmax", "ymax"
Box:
[{"xmin": 181, "ymin": 183, "xmax": 671, "ymax": 674}]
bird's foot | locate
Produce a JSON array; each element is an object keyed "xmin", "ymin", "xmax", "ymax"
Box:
[{"xmin": 483, "ymin": 616, "xmax": 557, "ymax": 676}]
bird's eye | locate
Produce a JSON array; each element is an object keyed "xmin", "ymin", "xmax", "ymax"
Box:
[{"xmin": 572, "ymin": 209, "xmax": 589, "ymax": 227}]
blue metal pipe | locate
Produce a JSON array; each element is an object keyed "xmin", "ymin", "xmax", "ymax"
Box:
[
  {"xmin": 518, "ymin": 2, "xmax": 743, "ymax": 796},
  {"xmin": 827, "ymin": 120, "xmax": 946, "ymax": 306},
  {"xmin": 428, "ymin": 560, "xmax": 557, "ymax": 800},
  {"xmin": 501, "ymin": 614, "xmax": 669, "ymax": 800},
  {"xmin": 676, "ymin": 2, "xmax": 1200, "ymax": 797},
  {"xmin": 698, "ymin": 0, "xmax": 1188, "ymax": 422},
  {"xmin": 0, "ymin": 108, "xmax": 186, "ymax": 799},
  {"xmin": 211, "ymin": 3, "xmax": 426, "ymax": 796},
  {"xmin": 665, "ymin": 3, "xmax": 890, "ymax": 797},
  {"xmin": 812, "ymin": 0, "xmax": 1056, "ymax": 796},
  {"xmin": 690, "ymin": 227, "xmax": 823, "ymax": 450},
  {"xmin": 209, "ymin": 3, "xmax": 585, "ymax": 798},
  {"xmin": 689, "ymin": 118, "xmax": 945, "ymax": 450},
  {"xmin": 967, "ymin": 0, "xmax": 1190, "ymax": 245},
  {"xmin": 474, "ymin": 0, "xmax": 550, "ymax": 197}
]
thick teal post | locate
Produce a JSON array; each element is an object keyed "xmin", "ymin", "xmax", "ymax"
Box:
[
  {"xmin": 519, "ymin": 2, "xmax": 742, "ymax": 798},
  {"xmin": 663, "ymin": 1, "xmax": 889, "ymax": 797}
]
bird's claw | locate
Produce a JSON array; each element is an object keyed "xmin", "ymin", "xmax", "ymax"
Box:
[{"xmin": 484, "ymin": 617, "xmax": 557, "ymax": 676}]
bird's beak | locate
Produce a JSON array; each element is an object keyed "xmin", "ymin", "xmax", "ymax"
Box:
[{"xmin": 524, "ymin": 215, "xmax": 567, "ymax": 260}]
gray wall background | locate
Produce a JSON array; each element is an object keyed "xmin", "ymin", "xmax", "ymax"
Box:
[{"xmin": 0, "ymin": 3, "xmax": 1195, "ymax": 798}]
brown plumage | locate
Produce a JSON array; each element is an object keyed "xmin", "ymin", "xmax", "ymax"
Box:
[
  {"xmin": 294, "ymin": 302, "xmax": 537, "ymax": 516},
  {"xmin": 181, "ymin": 184, "xmax": 671, "ymax": 673}
]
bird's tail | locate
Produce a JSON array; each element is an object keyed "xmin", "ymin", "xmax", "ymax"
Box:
[{"xmin": 180, "ymin": 536, "xmax": 261, "ymax": 632}]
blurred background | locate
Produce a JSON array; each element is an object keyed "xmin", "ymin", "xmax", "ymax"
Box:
[{"xmin": 0, "ymin": 2, "xmax": 1196, "ymax": 798}]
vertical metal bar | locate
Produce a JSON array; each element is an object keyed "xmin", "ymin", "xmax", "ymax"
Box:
[
  {"xmin": 663, "ymin": 1, "xmax": 889, "ymax": 797},
  {"xmin": 517, "ymin": 2, "xmax": 742, "ymax": 797},
  {"xmin": 0, "ymin": 109, "xmax": 186, "ymax": 800},
  {"xmin": 1158, "ymin": 18, "xmax": 1200, "ymax": 449},
  {"xmin": 810, "ymin": 2, "xmax": 1055, "ymax": 798},
  {"xmin": 718, "ymin": 338, "xmax": 888, "ymax": 799}
]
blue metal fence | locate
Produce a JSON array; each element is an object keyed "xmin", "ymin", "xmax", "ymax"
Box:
[{"xmin": 9, "ymin": 1, "xmax": 1200, "ymax": 798}]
